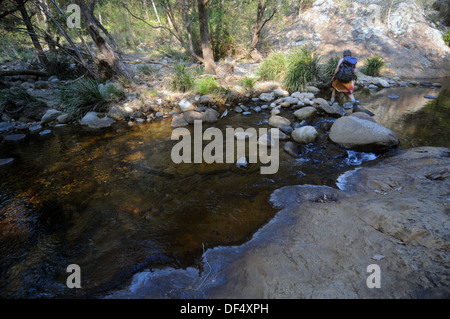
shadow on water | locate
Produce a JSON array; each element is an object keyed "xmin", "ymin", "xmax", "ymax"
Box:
[{"xmin": 0, "ymin": 78, "xmax": 448, "ymax": 298}]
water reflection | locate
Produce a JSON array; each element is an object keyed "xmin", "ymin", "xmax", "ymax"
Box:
[{"xmin": 355, "ymin": 78, "xmax": 450, "ymax": 149}]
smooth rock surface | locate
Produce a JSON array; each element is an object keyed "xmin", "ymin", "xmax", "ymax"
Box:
[{"xmin": 329, "ymin": 116, "xmax": 399, "ymax": 152}]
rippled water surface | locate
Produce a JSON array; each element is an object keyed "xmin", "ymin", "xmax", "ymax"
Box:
[{"xmin": 0, "ymin": 78, "xmax": 448, "ymax": 298}]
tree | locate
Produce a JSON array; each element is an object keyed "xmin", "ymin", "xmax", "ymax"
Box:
[
  {"xmin": 14, "ymin": 0, "xmax": 49, "ymax": 67},
  {"xmin": 250, "ymin": 0, "xmax": 277, "ymax": 55},
  {"xmin": 74, "ymin": 0, "xmax": 134, "ymax": 82},
  {"xmin": 125, "ymin": 0, "xmax": 216, "ymax": 74},
  {"xmin": 196, "ymin": 0, "xmax": 215, "ymax": 74}
]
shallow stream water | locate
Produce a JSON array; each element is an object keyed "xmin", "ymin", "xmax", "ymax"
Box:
[{"xmin": 0, "ymin": 78, "xmax": 448, "ymax": 298}]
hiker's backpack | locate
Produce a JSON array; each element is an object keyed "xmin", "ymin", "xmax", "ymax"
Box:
[{"xmin": 336, "ymin": 56, "xmax": 357, "ymax": 83}]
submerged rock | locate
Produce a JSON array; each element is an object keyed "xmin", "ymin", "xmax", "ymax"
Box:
[
  {"xmin": 5, "ymin": 134, "xmax": 26, "ymax": 143},
  {"xmin": 0, "ymin": 122, "xmax": 15, "ymax": 133},
  {"xmin": 171, "ymin": 115, "xmax": 189, "ymax": 128},
  {"xmin": 283, "ymin": 141, "xmax": 301, "ymax": 157}
]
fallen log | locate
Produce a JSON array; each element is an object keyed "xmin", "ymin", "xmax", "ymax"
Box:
[{"xmin": 0, "ymin": 70, "xmax": 50, "ymax": 77}]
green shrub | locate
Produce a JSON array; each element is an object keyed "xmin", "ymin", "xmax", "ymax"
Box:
[
  {"xmin": 59, "ymin": 79, "xmax": 125, "ymax": 116},
  {"xmin": 284, "ymin": 46, "xmax": 321, "ymax": 92},
  {"xmin": 444, "ymin": 31, "xmax": 450, "ymax": 47},
  {"xmin": 167, "ymin": 64, "xmax": 194, "ymax": 92},
  {"xmin": 361, "ymin": 55, "xmax": 385, "ymax": 76},
  {"xmin": 256, "ymin": 51, "xmax": 287, "ymax": 81},
  {"xmin": 194, "ymin": 76, "xmax": 220, "ymax": 95}
]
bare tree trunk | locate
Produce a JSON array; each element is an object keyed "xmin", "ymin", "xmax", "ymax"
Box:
[
  {"xmin": 48, "ymin": 0, "xmax": 95, "ymax": 60},
  {"xmin": 87, "ymin": 1, "xmax": 120, "ymax": 51},
  {"xmin": 197, "ymin": 0, "xmax": 216, "ymax": 75},
  {"xmin": 75, "ymin": 0, "xmax": 134, "ymax": 82},
  {"xmin": 182, "ymin": 0, "xmax": 195, "ymax": 53},
  {"xmin": 151, "ymin": 0, "xmax": 161, "ymax": 24},
  {"xmin": 15, "ymin": 0, "xmax": 48, "ymax": 67},
  {"xmin": 250, "ymin": 0, "xmax": 276, "ymax": 53},
  {"xmin": 39, "ymin": 0, "xmax": 56, "ymax": 52},
  {"xmin": 35, "ymin": 0, "xmax": 97, "ymax": 77}
]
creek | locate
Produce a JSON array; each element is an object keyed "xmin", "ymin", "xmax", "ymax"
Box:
[{"xmin": 0, "ymin": 78, "xmax": 448, "ymax": 298}]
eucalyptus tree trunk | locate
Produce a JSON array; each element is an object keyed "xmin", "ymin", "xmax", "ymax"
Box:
[{"xmin": 197, "ymin": 0, "xmax": 216, "ymax": 75}]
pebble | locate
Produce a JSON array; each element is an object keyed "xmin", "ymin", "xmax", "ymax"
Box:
[
  {"xmin": 39, "ymin": 129, "xmax": 52, "ymax": 136},
  {"xmin": 29, "ymin": 124, "xmax": 42, "ymax": 133},
  {"xmin": 388, "ymin": 94, "xmax": 400, "ymax": 100}
]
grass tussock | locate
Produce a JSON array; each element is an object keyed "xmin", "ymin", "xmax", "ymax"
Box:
[
  {"xmin": 194, "ymin": 76, "xmax": 220, "ymax": 95},
  {"xmin": 166, "ymin": 64, "xmax": 194, "ymax": 92},
  {"xmin": 59, "ymin": 78, "xmax": 126, "ymax": 116},
  {"xmin": 0, "ymin": 87, "xmax": 45, "ymax": 112},
  {"xmin": 361, "ymin": 55, "xmax": 385, "ymax": 76},
  {"xmin": 256, "ymin": 51, "xmax": 287, "ymax": 81},
  {"xmin": 284, "ymin": 46, "xmax": 321, "ymax": 92}
]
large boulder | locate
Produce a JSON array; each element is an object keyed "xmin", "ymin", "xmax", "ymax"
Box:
[
  {"xmin": 81, "ymin": 112, "xmax": 115, "ymax": 129},
  {"xmin": 329, "ymin": 116, "xmax": 399, "ymax": 152}
]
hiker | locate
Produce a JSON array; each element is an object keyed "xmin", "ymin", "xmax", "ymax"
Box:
[{"xmin": 330, "ymin": 49, "xmax": 358, "ymax": 108}]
